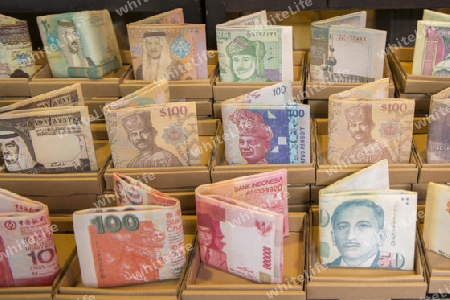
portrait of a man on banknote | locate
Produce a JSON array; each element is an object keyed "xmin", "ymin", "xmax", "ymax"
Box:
[
  {"xmin": 340, "ymin": 104, "xmax": 392, "ymax": 163},
  {"xmin": 0, "ymin": 130, "xmax": 40, "ymax": 172},
  {"xmin": 122, "ymin": 112, "xmax": 183, "ymax": 168},
  {"xmin": 229, "ymin": 109, "xmax": 273, "ymax": 164},
  {"xmin": 136, "ymin": 32, "xmax": 186, "ymax": 81},
  {"xmin": 226, "ymin": 36, "xmax": 271, "ymax": 82},
  {"xmin": 197, "ymin": 213, "xmax": 228, "ymax": 270},
  {"xmin": 57, "ymin": 19, "xmax": 94, "ymax": 68},
  {"xmin": 328, "ymin": 199, "xmax": 387, "ymax": 268}
]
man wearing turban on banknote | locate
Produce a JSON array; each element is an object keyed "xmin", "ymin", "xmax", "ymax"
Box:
[
  {"xmin": 122, "ymin": 112, "xmax": 183, "ymax": 168},
  {"xmin": 57, "ymin": 19, "xmax": 94, "ymax": 68},
  {"xmin": 229, "ymin": 109, "xmax": 273, "ymax": 164},
  {"xmin": 340, "ymin": 104, "xmax": 392, "ymax": 164},
  {"xmin": 197, "ymin": 213, "xmax": 228, "ymax": 270},
  {"xmin": 136, "ymin": 31, "xmax": 186, "ymax": 81},
  {"xmin": 0, "ymin": 131, "xmax": 42, "ymax": 173},
  {"xmin": 226, "ymin": 36, "xmax": 271, "ymax": 82}
]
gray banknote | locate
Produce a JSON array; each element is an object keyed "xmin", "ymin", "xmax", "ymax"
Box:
[
  {"xmin": 427, "ymin": 87, "xmax": 450, "ymax": 163},
  {"xmin": 310, "ymin": 11, "xmax": 386, "ymax": 83},
  {"xmin": 217, "ymin": 11, "xmax": 293, "ymax": 82},
  {"xmin": 328, "ymin": 79, "xmax": 415, "ymax": 164},
  {"xmin": 320, "ymin": 188, "xmax": 417, "ymax": 270},
  {"xmin": 127, "ymin": 9, "xmax": 208, "ymax": 81},
  {"xmin": 0, "ymin": 83, "xmax": 84, "ymax": 114},
  {"xmin": 0, "ymin": 14, "xmax": 35, "ymax": 78},
  {"xmin": 103, "ymin": 79, "xmax": 200, "ymax": 168},
  {"xmin": 221, "ymin": 82, "xmax": 310, "ymax": 164},
  {"xmin": 0, "ymin": 106, "xmax": 97, "ymax": 173},
  {"xmin": 37, "ymin": 10, "xmax": 122, "ymax": 79}
]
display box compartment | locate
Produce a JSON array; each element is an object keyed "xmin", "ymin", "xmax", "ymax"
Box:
[
  {"xmin": 307, "ymin": 208, "xmax": 428, "ymax": 300},
  {"xmin": 418, "ymin": 223, "xmax": 450, "ymax": 294},
  {"xmin": 0, "ymin": 51, "xmax": 48, "ymax": 97},
  {"xmin": 182, "ymin": 212, "xmax": 307, "ymax": 300},
  {"xmin": 412, "ymin": 183, "xmax": 429, "ymax": 205},
  {"xmin": 393, "ymin": 79, "xmax": 432, "ymax": 117},
  {"xmin": 213, "ymin": 51, "xmax": 306, "ymax": 102},
  {"xmin": 0, "ymin": 140, "xmax": 110, "ymax": 197},
  {"xmin": 119, "ymin": 51, "xmax": 218, "ymax": 99},
  {"xmin": 388, "ymin": 47, "xmax": 450, "ymax": 94},
  {"xmin": 55, "ymin": 216, "xmax": 197, "ymax": 300},
  {"xmin": 103, "ymin": 119, "xmax": 220, "ymax": 192},
  {"xmin": 0, "ymin": 231, "xmax": 76, "ymax": 300},
  {"xmin": 314, "ymin": 118, "xmax": 419, "ymax": 185},
  {"xmin": 210, "ymin": 121, "xmax": 315, "ymax": 185},
  {"xmin": 28, "ymin": 64, "xmax": 129, "ymax": 98},
  {"xmin": 306, "ymin": 99, "xmax": 328, "ymax": 118},
  {"xmin": 414, "ymin": 133, "xmax": 450, "ymax": 184},
  {"xmin": 304, "ymin": 55, "xmax": 395, "ymax": 100}
]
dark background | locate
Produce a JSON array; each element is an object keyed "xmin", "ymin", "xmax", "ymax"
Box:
[{"xmin": 0, "ymin": 0, "xmax": 447, "ymax": 49}]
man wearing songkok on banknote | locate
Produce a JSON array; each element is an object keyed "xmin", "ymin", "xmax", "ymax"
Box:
[
  {"xmin": 226, "ymin": 36, "xmax": 271, "ymax": 82},
  {"xmin": 122, "ymin": 112, "xmax": 183, "ymax": 168},
  {"xmin": 197, "ymin": 213, "xmax": 228, "ymax": 270},
  {"xmin": 229, "ymin": 109, "xmax": 273, "ymax": 164},
  {"xmin": 57, "ymin": 19, "xmax": 94, "ymax": 68},
  {"xmin": 340, "ymin": 104, "xmax": 392, "ymax": 163},
  {"xmin": 136, "ymin": 31, "xmax": 185, "ymax": 81}
]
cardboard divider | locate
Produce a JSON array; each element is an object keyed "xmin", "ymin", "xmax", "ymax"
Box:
[
  {"xmin": 210, "ymin": 120, "xmax": 316, "ymax": 185},
  {"xmin": 55, "ymin": 216, "xmax": 197, "ymax": 300},
  {"xmin": 213, "ymin": 51, "xmax": 306, "ymax": 103},
  {"xmin": 0, "ymin": 140, "xmax": 110, "ymax": 198},
  {"xmin": 307, "ymin": 207, "xmax": 427, "ymax": 300},
  {"xmin": 0, "ymin": 215, "xmax": 76, "ymax": 300},
  {"xmin": 412, "ymin": 183, "xmax": 429, "ymax": 205},
  {"xmin": 314, "ymin": 119, "xmax": 419, "ymax": 185},
  {"xmin": 418, "ymin": 219, "xmax": 450, "ymax": 294},
  {"xmin": 305, "ymin": 99, "xmax": 328, "ymax": 118},
  {"xmin": 304, "ymin": 55, "xmax": 395, "ymax": 100},
  {"xmin": 119, "ymin": 50, "xmax": 218, "ymax": 98},
  {"xmin": 28, "ymin": 64, "xmax": 129, "ymax": 98},
  {"xmin": 103, "ymin": 119, "xmax": 220, "ymax": 192},
  {"xmin": 394, "ymin": 83, "xmax": 432, "ymax": 117},
  {"xmin": 182, "ymin": 212, "xmax": 307, "ymax": 300},
  {"xmin": 388, "ymin": 47, "xmax": 450, "ymax": 94},
  {"xmin": 414, "ymin": 133, "xmax": 450, "ymax": 184}
]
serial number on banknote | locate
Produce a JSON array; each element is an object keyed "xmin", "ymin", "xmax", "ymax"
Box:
[{"xmin": 246, "ymin": 184, "xmax": 283, "ymax": 196}]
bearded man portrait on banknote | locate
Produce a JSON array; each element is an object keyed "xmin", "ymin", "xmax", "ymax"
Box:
[
  {"xmin": 0, "ymin": 131, "xmax": 43, "ymax": 173},
  {"xmin": 229, "ymin": 109, "xmax": 273, "ymax": 164},
  {"xmin": 197, "ymin": 213, "xmax": 228, "ymax": 270},
  {"xmin": 340, "ymin": 104, "xmax": 392, "ymax": 164},
  {"xmin": 135, "ymin": 32, "xmax": 187, "ymax": 81},
  {"xmin": 122, "ymin": 112, "xmax": 183, "ymax": 168},
  {"xmin": 226, "ymin": 36, "xmax": 271, "ymax": 83},
  {"xmin": 57, "ymin": 19, "xmax": 94, "ymax": 68}
]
